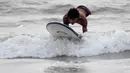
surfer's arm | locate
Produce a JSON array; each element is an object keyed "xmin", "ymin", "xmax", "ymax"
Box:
[
  {"xmin": 63, "ymin": 14, "xmax": 69, "ymax": 25},
  {"xmin": 82, "ymin": 19, "xmax": 87, "ymax": 33},
  {"xmin": 77, "ymin": 18, "xmax": 88, "ymax": 33}
]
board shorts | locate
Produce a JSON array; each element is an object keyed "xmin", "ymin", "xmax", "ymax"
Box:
[{"xmin": 77, "ymin": 5, "xmax": 91, "ymax": 17}]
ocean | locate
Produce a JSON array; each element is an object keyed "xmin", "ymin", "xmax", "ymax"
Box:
[{"xmin": 0, "ymin": 0, "xmax": 130, "ymax": 73}]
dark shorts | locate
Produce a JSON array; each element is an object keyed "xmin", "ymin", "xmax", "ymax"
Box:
[{"xmin": 77, "ymin": 5, "xmax": 91, "ymax": 17}]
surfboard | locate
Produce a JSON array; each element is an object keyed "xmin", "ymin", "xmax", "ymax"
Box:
[{"xmin": 46, "ymin": 22, "xmax": 81, "ymax": 39}]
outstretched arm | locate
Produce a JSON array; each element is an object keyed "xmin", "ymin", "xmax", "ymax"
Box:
[
  {"xmin": 82, "ymin": 18, "xmax": 87, "ymax": 33},
  {"xmin": 78, "ymin": 18, "xmax": 88, "ymax": 33}
]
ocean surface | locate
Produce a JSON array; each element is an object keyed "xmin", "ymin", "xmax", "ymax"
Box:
[{"xmin": 0, "ymin": 0, "xmax": 130, "ymax": 73}]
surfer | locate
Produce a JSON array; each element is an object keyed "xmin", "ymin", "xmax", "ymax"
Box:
[{"xmin": 63, "ymin": 5, "xmax": 91, "ymax": 33}]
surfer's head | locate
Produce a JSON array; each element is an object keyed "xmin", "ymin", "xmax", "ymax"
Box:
[{"xmin": 68, "ymin": 8, "xmax": 79, "ymax": 24}]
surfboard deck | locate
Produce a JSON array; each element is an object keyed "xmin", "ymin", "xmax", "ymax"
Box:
[{"xmin": 46, "ymin": 22, "xmax": 82, "ymax": 40}]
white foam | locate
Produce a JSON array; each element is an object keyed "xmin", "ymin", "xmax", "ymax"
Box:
[
  {"xmin": 0, "ymin": 0, "xmax": 130, "ymax": 58},
  {"xmin": 0, "ymin": 30, "xmax": 130, "ymax": 58}
]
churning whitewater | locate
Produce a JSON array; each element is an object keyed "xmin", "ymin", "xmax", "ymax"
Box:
[{"xmin": 0, "ymin": 0, "xmax": 130, "ymax": 58}]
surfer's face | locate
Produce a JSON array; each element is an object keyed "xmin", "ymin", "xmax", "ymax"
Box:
[{"xmin": 69, "ymin": 18, "xmax": 77, "ymax": 24}]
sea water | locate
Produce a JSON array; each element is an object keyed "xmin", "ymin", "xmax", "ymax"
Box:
[{"xmin": 0, "ymin": 0, "xmax": 130, "ymax": 73}]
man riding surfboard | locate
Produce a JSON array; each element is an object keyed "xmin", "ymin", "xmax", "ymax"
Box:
[{"xmin": 63, "ymin": 5, "xmax": 91, "ymax": 33}]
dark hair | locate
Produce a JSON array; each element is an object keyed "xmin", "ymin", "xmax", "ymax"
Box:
[{"xmin": 67, "ymin": 8, "xmax": 79, "ymax": 19}]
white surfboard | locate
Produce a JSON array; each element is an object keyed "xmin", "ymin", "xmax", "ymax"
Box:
[{"xmin": 46, "ymin": 22, "xmax": 81, "ymax": 39}]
